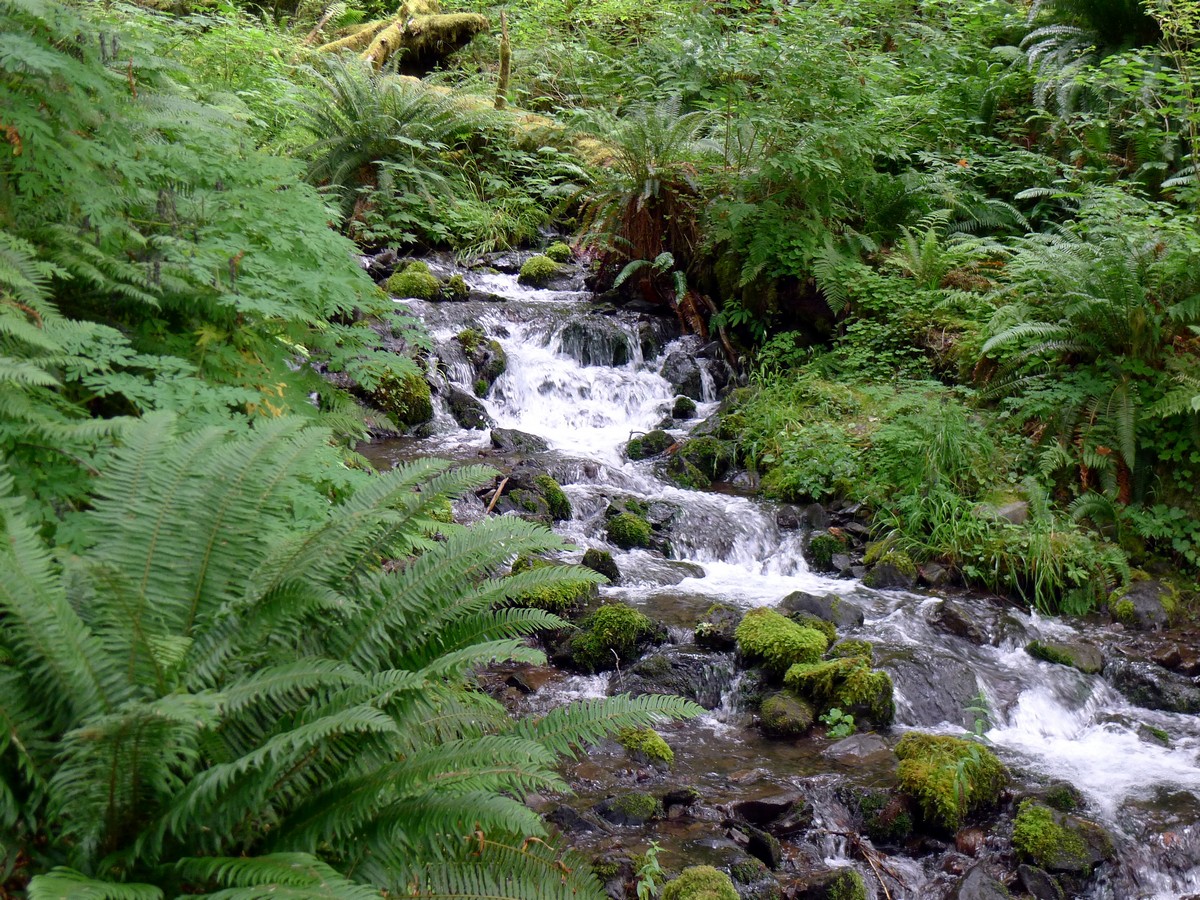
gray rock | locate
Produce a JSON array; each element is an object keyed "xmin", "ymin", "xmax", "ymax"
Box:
[
  {"xmin": 730, "ymin": 793, "xmax": 803, "ymax": 828},
  {"xmin": 660, "ymin": 338, "xmax": 706, "ymax": 399},
  {"xmin": 831, "ymin": 554, "xmax": 854, "ymax": 577},
  {"xmin": 876, "ymin": 647, "xmax": 982, "ymax": 728},
  {"xmin": 928, "ymin": 600, "xmax": 988, "ymax": 645},
  {"xmin": 950, "ymin": 864, "xmax": 1010, "ymax": 900},
  {"xmin": 919, "ymin": 562, "xmax": 952, "ymax": 587},
  {"xmin": 1018, "ymin": 864, "xmax": 1065, "ymax": 900},
  {"xmin": 1105, "ymin": 659, "xmax": 1200, "ymax": 713},
  {"xmin": 1110, "ymin": 580, "xmax": 1174, "ymax": 631},
  {"xmin": 1026, "ymin": 639, "xmax": 1104, "ymax": 674},
  {"xmin": 863, "ymin": 560, "xmax": 916, "ymax": 590},
  {"xmin": 779, "ymin": 590, "xmax": 864, "ymax": 628},
  {"xmin": 822, "ymin": 733, "xmax": 893, "ymax": 766},
  {"xmin": 976, "ymin": 499, "xmax": 1029, "ymax": 525},
  {"xmin": 445, "ymin": 386, "xmax": 491, "ymax": 430},
  {"xmin": 726, "ymin": 822, "xmax": 782, "ymax": 869},
  {"xmin": 490, "ymin": 428, "xmax": 549, "ymax": 453},
  {"xmin": 611, "ymin": 646, "xmax": 733, "ymax": 710}
]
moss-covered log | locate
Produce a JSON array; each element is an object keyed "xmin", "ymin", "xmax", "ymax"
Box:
[{"xmin": 317, "ymin": 1, "xmax": 488, "ymax": 74}]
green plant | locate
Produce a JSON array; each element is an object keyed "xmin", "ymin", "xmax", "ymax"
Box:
[
  {"xmin": 660, "ymin": 866, "xmax": 739, "ymax": 900},
  {"xmin": 966, "ymin": 690, "xmax": 993, "ymax": 739},
  {"xmin": 635, "ymin": 841, "xmax": 664, "ymax": 900},
  {"xmin": 895, "ymin": 733, "xmax": 1007, "ymax": 831},
  {"xmin": 735, "ymin": 608, "xmax": 828, "ymax": 677},
  {"xmin": 0, "ymin": 414, "xmax": 702, "ymax": 896},
  {"xmin": 819, "ymin": 707, "xmax": 857, "ymax": 738},
  {"xmin": 519, "ymin": 255, "xmax": 561, "ymax": 285}
]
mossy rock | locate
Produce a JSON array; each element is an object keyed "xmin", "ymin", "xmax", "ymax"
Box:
[
  {"xmin": 806, "ymin": 532, "xmax": 849, "ymax": 573},
  {"xmin": 1026, "ymin": 639, "xmax": 1103, "ymax": 675},
  {"xmin": 784, "ymin": 656, "xmax": 894, "ymax": 726},
  {"xmin": 596, "ymin": 791, "xmax": 663, "ymax": 826},
  {"xmin": 626, "ymin": 429, "xmax": 674, "ymax": 460},
  {"xmin": 789, "ymin": 612, "xmax": 837, "ymax": 644},
  {"xmin": 735, "ymin": 608, "xmax": 829, "ymax": 678},
  {"xmin": 760, "ymin": 690, "xmax": 815, "ymax": 737},
  {"xmin": 826, "ymin": 870, "xmax": 867, "ymax": 900},
  {"xmin": 616, "ymin": 726, "xmax": 673, "ymax": 767},
  {"xmin": 678, "ymin": 436, "xmax": 735, "ymax": 480},
  {"xmin": 854, "ymin": 789, "xmax": 913, "ymax": 845},
  {"xmin": 533, "ymin": 474, "xmax": 572, "ymax": 521},
  {"xmin": 385, "ymin": 261, "xmax": 441, "ymax": 299},
  {"xmin": 863, "ymin": 549, "xmax": 918, "ymax": 590},
  {"xmin": 664, "ymin": 453, "xmax": 711, "ymax": 490},
  {"xmin": 662, "ymin": 865, "xmax": 739, "ymax": 900},
  {"xmin": 828, "ymin": 639, "xmax": 875, "ymax": 663},
  {"xmin": 570, "ymin": 603, "xmax": 656, "ymax": 671},
  {"xmin": 672, "ymin": 395, "xmax": 697, "ymax": 419},
  {"xmin": 457, "ymin": 329, "xmax": 507, "ymax": 394},
  {"xmin": 1012, "ymin": 800, "xmax": 1114, "ymax": 874},
  {"xmin": 508, "ymin": 555, "xmax": 597, "ymax": 613},
  {"xmin": 695, "ymin": 603, "xmax": 742, "ymax": 651},
  {"xmin": 544, "ymin": 241, "xmax": 572, "ymax": 262},
  {"xmin": 444, "ymin": 273, "xmax": 469, "ymax": 301},
  {"xmin": 518, "ymin": 254, "xmax": 560, "ymax": 286},
  {"xmin": 371, "ymin": 371, "xmax": 433, "ymax": 428},
  {"xmin": 895, "ymin": 733, "xmax": 1007, "ymax": 831},
  {"xmin": 581, "ymin": 548, "xmax": 620, "ymax": 583},
  {"xmin": 606, "ymin": 512, "xmax": 653, "ymax": 549}
]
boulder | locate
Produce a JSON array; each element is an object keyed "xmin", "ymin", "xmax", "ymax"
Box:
[
  {"xmin": 758, "ymin": 691, "xmax": 815, "ymax": 737},
  {"xmin": 613, "ymin": 646, "xmax": 732, "ymax": 710},
  {"xmin": 490, "ymin": 428, "xmax": 549, "ymax": 453},
  {"xmin": 863, "ymin": 550, "xmax": 918, "ymax": 590},
  {"xmin": 594, "ymin": 792, "xmax": 662, "ymax": 826},
  {"xmin": 927, "ymin": 599, "xmax": 988, "ymax": 646},
  {"xmin": 660, "ymin": 341, "xmax": 707, "ymax": 400},
  {"xmin": 821, "ymin": 733, "xmax": 892, "ymax": 766},
  {"xmin": 1011, "ymin": 800, "xmax": 1115, "ymax": 874},
  {"xmin": 730, "ymin": 793, "xmax": 806, "ymax": 831},
  {"xmin": 779, "ymin": 590, "xmax": 864, "ymax": 629},
  {"xmin": 695, "ymin": 603, "xmax": 742, "ymax": 651},
  {"xmin": 1018, "ymin": 864, "xmax": 1065, "ymax": 900},
  {"xmin": 950, "ymin": 864, "xmax": 1010, "ymax": 900},
  {"xmin": 581, "ymin": 548, "xmax": 620, "ymax": 583},
  {"xmin": 1105, "ymin": 659, "xmax": 1200, "ymax": 713},
  {"xmin": 1026, "ymin": 639, "xmax": 1103, "ymax": 675},
  {"xmin": 445, "ymin": 386, "xmax": 490, "ymax": 430},
  {"xmin": 726, "ymin": 821, "xmax": 782, "ymax": 869},
  {"xmin": 1109, "ymin": 580, "xmax": 1175, "ymax": 631}
]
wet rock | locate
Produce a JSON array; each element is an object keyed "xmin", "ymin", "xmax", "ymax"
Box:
[
  {"xmin": 695, "ymin": 603, "xmax": 742, "ymax": 651},
  {"xmin": 1018, "ymin": 864, "xmax": 1065, "ymax": 900},
  {"xmin": 490, "ymin": 428, "xmax": 549, "ymax": 453},
  {"xmin": 727, "ymin": 855, "xmax": 780, "ymax": 900},
  {"xmin": 758, "ymin": 691, "xmax": 815, "ymax": 737},
  {"xmin": 877, "ymin": 646, "xmax": 987, "ymax": 729},
  {"xmin": 662, "ymin": 453, "xmax": 712, "ymax": 491},
  {"xmin": 955, "ymin": 826, "xmax": 986, "ymax": 856},
  {"xmin": 613, "ymin": 646, "xmax": 732, "ymax": 710},
  {"xmin": 582, "ymin": 548, "xmax": 621, "ymax": 583},
  {"xmin": 730, "ymin": 794, "xmax": 804, "ymax": 830},
  {"xmin": 789, "ymin": 868, "xmax": 867, "ymax": 900},
  {"xmin": 1151, "ymin": 638, "xmax": 1200, "ymax": 676},
  {"xmin": 1108, "ymin": 580, "xmax": 1175, "ymax": 631},
  {"xmin": 559, "ymin": 319, "xmax": 633, "ymax": 367},
  {"xmin": 863, "ymin": 551, "xmax": 918, "ymax": 590},
  {"xmin": 663, "ymin": 786, "xmax": 702, "ymax": 813},
  {"xmin": 560, "ymin": 603, "xmax": 663, "ymax": 672},
  {"xmin": 831, "ymin": 554, "xmax": 854, "ymax": 577},
  {"xmin": 678, "ymin": 437, "xmax": 736, "ymax": 481},
  {"xmin": 1026, "ymin": 639, "xmax": 1103, "ymax": 674},
  {"xmin": 846, "ymin": 788, "xmax": 913, "ymax": 846},
  {"xmin": 445, "ymin": 386, "xmax": 491, "ymax": 430},
  {"xmin": 920, "ymin": 562, "xmax": 953, "ymax": 588},
  {"xmin": 803, "ymin": 531, "xmax": 850, "ymax": 574},
  {"xmin": 949, "ymin": 864, "xmax": 1009, "ymax": 900},
  {"xmin": 1105, "ymin": 659, "xmax": 1200, "ymax": 713},
  {"xmin": 626, "ymin": 429, "xmax": 675, "ymax": 460},
  {"xmin": 1012, "ymin": 800, "xmax": 1115, "ymax": 874},
  {"xmin": 779, "ymin": 590, "xmax": 864, "ymax": 629},
  {"xmin": 821, "ymin": 733, "xmax": 893, "ymax": 766},
  {"xmin": 1020, "ymin": 782, "xmax": 1085, "ymax": 813},
  {"xmin": 661, "ymin": 337, "xmax": 707, "ymax": 399},
  {"xmin": 546, "ymin": 804, "xmax": 604, "ymax": 834},
  {"xmin": 927, "ymin": 599, "xmax": 988, "ymax": 645},
  {"xmin": 726, "ymin": 822, "xmax": 782, "ymax": 870},
  {"xmin": 672, "ymin": 395, "xmax": 697, "ymax": 419},
  {"xmin": 594, "ymin": 792, "xmax": 662, "ymax": 826}
]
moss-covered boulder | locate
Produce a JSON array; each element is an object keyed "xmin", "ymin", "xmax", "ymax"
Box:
[
  {"xmin": 895, "ymin": 733, "xmax": 1007, "ymax": 831},
  {"xmin": 672, "ymin": 395, "xmax": 697, "ymax": 419},
  {"xmin": 678, "ymin": 436, "xmax": 735, "ymax": 480},
  {"xmin": 760, "ymin": 691, "xmax": 815, "ymax": 737},
  {"xmin": 569, "ymin": 603, "xmax": 657, "ymax": 671},
  {"xmin": 695, "ymin": 603, "xmax": 742, "ymax": 651},
  {"xmin": 616, "ymin": 726, "xmax": 673, "ymax": 767},
  {"xmin": 371, "ymin": 371, "xmax": 433, "ymax": 428},
  {"xmin": 595, "ymin": 791, "xmax": 662, "ymax": 826},
  {"xmin": 784, "ymin": 656, "xmax": 895, "ymax": 726},
  {"xmin": 1026, "ymin": 639, "xmax": 1103, "ymax": 675},
  {"xmin": 663, "ymin": 452, "xmax": 711, "ymax": 490},
  {"xmin": 445, "ymin": 386, "xmax": 490, "ymax": 430},
  {"xmin": 533, "ymin": 474, "xmax": 571, "ymax": 521},
  {"xmin": 661, "ymin": 866, "xmax": 739, "ymax": 900},
  {"xmin": 1012, "ymin": 800, "xmax": 1114, "ymax": 874},
  {"xmin": 1108, "ymin": 579, "xmax": 1176, "ymax": 631},
  {"xmin": 581, "ymin": 548, "xmax": 620, "ymax": 583},
  {"xmin": 827, "ymin": 639, "xmax": 875, "ymax": 662},
  {"xmin": 864, "ymin": 548, "xmax": 918, "ymax": 590},
  {"xmin": 626, "ymin": 429, "xmax": 674, "ymax": 460},
  {"xmin": 456, "ymin": 328, "xmax": 507, "ymax": 396},
  {"xmin": 443, "ymin": 273, "xmax": 469, "ymax": 301},
  {"xmin": 780, "ymin": 589, "xmax": 864, "ymax": 629},
  {"xmin": 518, "ymin": 254, "xmax": 560, "ymax": 286},
  {"xmin": 852, "ymin": 789, "xmax": 913, "ymax": 846},
  {"xmin": 508, "ymin": 555, "xmax": 597, "ymax": 613},
  {"xmin": 385, "ymin": 260, "xmax": 441, "ymax": 299},
  {"xmin": 544, "ymin": 241, "xmax": 572, "ymax": 262},
  {"xmin": 735, "ymin": 608, "xmax": 829, "ymax": 678},
  {"xmin": 606, "ymin": 512, "xmax": 653, "ymax": 549},
  {"xmin": 805, "ymin": 531, "xmax": 849, "ymax": 574}
]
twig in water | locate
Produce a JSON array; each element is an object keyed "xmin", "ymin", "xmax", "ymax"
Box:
[{"xmin": 486, "ymin": 476, "xmax": 509, "ymax": 514}]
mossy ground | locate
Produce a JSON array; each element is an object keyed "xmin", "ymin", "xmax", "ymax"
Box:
[
  {"xmin": 895, "ymin": 732, "xmax": 1006, "ymax": 831},
  {"xmin": 735, "ymin": 608, "xmax": 828, "ymax": 677}
]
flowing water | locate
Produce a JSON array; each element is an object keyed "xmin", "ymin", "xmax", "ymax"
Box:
[{"xmin": 365, "ymin": 265, "xmax": 1200, "ymax": 900}]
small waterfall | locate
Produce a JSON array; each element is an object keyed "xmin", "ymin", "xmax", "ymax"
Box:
[{"xmin": 376, "ymin": 263, "xmax": 1200, "ymax": 900}]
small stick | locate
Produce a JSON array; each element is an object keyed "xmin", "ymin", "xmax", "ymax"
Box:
[{"xmin": 486, "ymin": 476, "xmax": 509, "ymax": 513}]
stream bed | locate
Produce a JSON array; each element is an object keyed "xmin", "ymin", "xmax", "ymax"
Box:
[{"xmin": 362, "ymin": 256, "xmax": 1200, "ymax": 900}]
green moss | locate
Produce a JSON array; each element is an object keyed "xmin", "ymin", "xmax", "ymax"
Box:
[
  {"xmin": 678, "ymin": 437, "xmax": 734, "ymax": 479},
  {"xmin": 616, "ymin": 727, "xmax": 674, "ymax": 766},
  {"xmin": 857, "ymin": 790, "xmax": 913, "ymax": 844},
  {"xmin": 1026, "ymin": 640, "xmax": 1073, "ymax": 667},
  {"xmin": 735, "ymin": 608, "xmax": 829, "ymax": 677},
  {"xmin": 545, "ymin": 241, "xmax": 572, "ymax": 262},
  {"xmin": 592, "ymin": 860, "xmax": 620, "ymax": 880},
  {"xmin": 665, "ymin": 453, "xmax": 711, "ymax": 490},
  {"xmin": 729, "ymin": 857, "xmax": 767, "ymax": 884},
  {"xmin": 827, "ymin": 870, "xmax": 867, "ymax": 900},
  {"xmin": 1143, "ymin": 724, "xmax": 1170, "ymax": 745},
  {"xmin": 807, "ymin": 532, "xmax": 848, "ymax": 572},
  {"xmin": 784, "ymin": 656, "xmax": 894, "ymax": 725},
  {"xmin": 445, "ymin": 273, "xmax": 469, "ymax": 300},
  {"xmin": 672, "ymin": 396, "xmax": 697, "ymax": 419},
  {"xmin": 519, "ymin": 254, "xmax": 560, "ymax": 285},
  {"xmin": 626, "ymin": 429, "xmax": 673, "ymax": 460},
  {"xmin": 385, "ymin": 262, "xmax": 440, "ymax": 299},
  {"xmin": 614, "ymin": 791, "xmax": 661, "ymax": 821},
  {"xmin": 457, "ymin": 328, "xmax": 484, "ymax": 354},
  {"xmin": 867, "ymin": 548, "xmax": 917, "ymax": 577},
  {"xmin": 372, "ymin": 371, "xmax": 433, "ymax": 427},
  {"xmin": 534, "ymin": 474, "xmax": 572, "ymax": 521},
  {"xmin": 606, "ymin": 512, "xmax": 652, "ymax": 549},
  {"xmin": 790, "ymin": 612, "xmax": 837, "ymax": 644},
  {"xmin": 508, "ymin": 555, "xmax": 595, "ymax": 612},
  {"xmin": 474, "ymin": 378, "xmax": 489, "ymax": 397},
  {"xmin": 828, "ymin": 639, "xmax": 875, "ymax": 662},
  {"xmin": 661, "ymin": 866, "xmax": 739, "ymax": 900},
  {"xmin": 571, "ymin": 603, "xmax": 654, "ymax": 671},
  {"xmin": 429, "ymin": 499, "xmax": 453, "ymax": 524},
  {"xmin": 895, "ymin": 733, "xmax": 1007, "ymax": 831},
  {"xmin": 1111, "ymin": 598, "xmax": 1136, "ymax": 626},
  {"xmin": 1012, "ymin": 801, "xmax": 1089, "ymax": 871},
  {"xmin": 760, "ymin": 690, "xmax": 815, "ymax": 737}
]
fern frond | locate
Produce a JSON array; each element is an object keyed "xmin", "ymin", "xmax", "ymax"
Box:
[
  {"xmin": 511, "ymin": 693, "xmax": 703, "ymax": 759},
  {"xmin": 175, "ymin": 853, "xmax": 381, "ymax": 900}
]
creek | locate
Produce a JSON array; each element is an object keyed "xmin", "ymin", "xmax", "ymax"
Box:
[{"xmin": 362, "ymin": 258, "xmax": 1200, "ymax": 900}]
